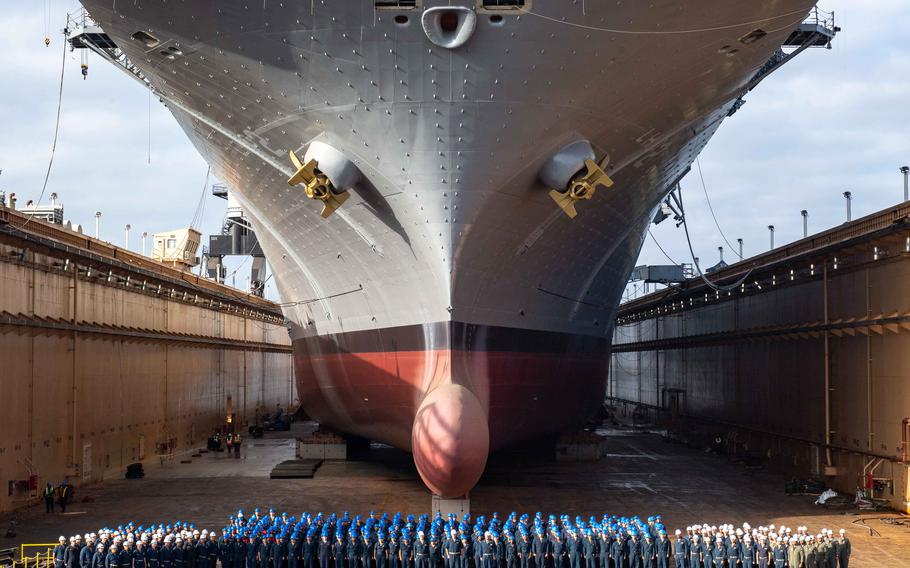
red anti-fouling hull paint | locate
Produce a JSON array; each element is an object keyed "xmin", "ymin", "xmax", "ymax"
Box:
[{"xmin": 293, "ymin": 322, "xmax": 608, "ymax": 497}]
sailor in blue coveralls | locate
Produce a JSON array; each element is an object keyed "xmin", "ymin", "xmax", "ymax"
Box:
[{"xmin": 672, "ymin": 531, "xmax": 687, "ymax": 568}]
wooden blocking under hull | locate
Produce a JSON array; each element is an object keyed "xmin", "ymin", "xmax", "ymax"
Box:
[{"xmin": 269, "ymin": 459, "xmax": 323, "ymax": 479}]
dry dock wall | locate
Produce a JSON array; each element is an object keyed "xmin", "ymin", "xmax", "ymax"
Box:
[
  {"xmin": 0, "ymin": 208, "xmax": 293, "ymax": 513},
  {"xmin": 610, "ymin": 204, "xmax": 910, "ymax": 513}
]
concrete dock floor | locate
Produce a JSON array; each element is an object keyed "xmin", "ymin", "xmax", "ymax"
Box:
[{"xmin": 2, "ymin": 424, "xmax": 907, "ymax": 567}]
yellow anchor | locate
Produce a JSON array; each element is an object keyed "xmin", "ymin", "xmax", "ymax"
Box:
[
  {"xmin": 549, "ymin": 157, "xmax": 614, "ymax": 219},
  {"xmin": 287, "ymin": 150, "xmax": 350, "ymax": 219}
]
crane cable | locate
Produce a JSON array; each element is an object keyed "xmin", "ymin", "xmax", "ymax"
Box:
[
  {"xmin": 21, "ymin": 32, "xmax": 67, "ymax": 231},
  {"xmin": 696, "ymin": 158, "xmax": 741, "ymax": 259},
  {"xmin": 678, "ymin": 184, "xmax": 753, "ymax": 293}
]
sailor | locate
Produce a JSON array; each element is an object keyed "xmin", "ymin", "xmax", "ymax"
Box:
[
  {"xmin": 582, "ymin": 531, "xmax": 597, "ymax": 568},
  {"xmin": 194, "ymin": 536, "xmax": 207, "ymax": 568},
  {"xmin": 835, "ymin": 530, "xmax": 850, "ymax": 568},
  {"xmin": 91, "ymin": 544, "xmax": 107, "ymax": 568},
  {"xmin": 120, "ymin": 540, "xmax": 134, "ymax": 568},
  {"xmin": 56, "ymin": 537, "xmax": 68, "ymax": 568},
  {"xmin": 725, "ymin": 534, "xmax": 740, "ymax": 568},
  {"xmin": 332, "ymin": 534, "xmax": 346, "ymax": 568},
  {"xmin": 672, "ymin": 531, "xmax": 687, "ymax": 568},
  {"xmin": 64, "ymin": 537, "xmax": 79, "ymax": 568},
  {"xmin": 532, "ymin": 529, "xmax": 548, "ymax": 568},
  {"xmin": 480, "ymin": 533, "xmax": 496, "ymax": 568},
  {"xmin": 608, "ymin": 534, "xmax": 623, "ymax": 568},
  {"xmin": 399, "ymin": 533, "xmax": 412, "ymax": 568},
  {"xmin": 596, "ymin": 529, "xmax": 609, "ymax": 568},
  {"xmin": 655, "ymin": 531, "xmax": 670, "ymax": 568},
  {"xmin": 550, "ymin": 533, "xmax": 565, "ymax": 568},
  {"xmin": 220, "ymin": 535, "xmax": 235, "ymax": 568},
  {"xmin": 135, "ymin": 539, "xmax": 148, "ymax": 568},
  {"xmin": 627, "ymin": 532, "xmax": 641, "ymax": 568},
  {"xmin": 755, "ymin": 536, "xmax": 770, "ymax": 568},
  {"xmin": 516, "ymin": 531, "xmax": 531, "ymax": 568},
  {"xmin": 365, "ymin": 530, "xmax": 377, "ymax": 568},
  {"xmin": 566, "ymin": 530, "xmax": 579, "ymax": 568},
  {"xmin": 105, "ymin": 546, "xmax": 120, "ymax": 568},
  {"xmin": 711, "ymin": 537, "xmax": 724, "ymax": 568},
  {"xmin": 161, "ymin": 537, "xmax": 175, "ymax": 568},
  {"xmin": 413, "ymin": 532, "xmax": 429, "ymax": 568},
  {"xmin": 148, "ymin": 540, "xmax": 161, "ymax": 568},
  {"xmin": 823, "ymin": 531, "xmax": 837, "ymax": 568},
  {"xmin": 234, "ymin": 535, "xmax": 247, "ymax": 568},
  {"xmin": 317, "ymin": 533, "xmax": 332, "ymax": 568},
  {"xmin": 376, "ymin": 533, "xmax": 389, "ymax": 568},
  {"xmin": 348, "ymin": 532, "xmax": 363, "ymax": 568},
  {"xmin": 504, "ymin": 533, "xmax": 517, "ymax": 568},
  {"xmin": 740, "ymin": 535, "xmax": 756, "ymax": 568},
  {"xmin": 388, "ymin": 533, "xmax": 401, "ymax": 568},
  {"xmin": 680, "ymin": 534, "xmax": 695, "ymax": 568},
  {"xmin": 208, "ymin": 533, "xmax": 220, "ymax": 568},
  {"xmin": 430, "ymin": 536, "xmax": 442, "ymax": 568},
  {"xmin": 641, "ymin": 533, "xmax": 656, "ymax": 568},
  {"xmin": 445, "ymin": 529, "xmax": 462, "ymax": 568}
]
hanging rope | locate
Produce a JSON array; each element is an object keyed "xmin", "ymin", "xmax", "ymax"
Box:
[{"xmin": 21, "ymin": 32, "xmax": 67, "ymax": 231}]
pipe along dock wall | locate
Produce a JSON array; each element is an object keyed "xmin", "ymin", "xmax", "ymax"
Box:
[
  {"xmin": 0, "ymin": 208, "xmax": 293, "ymax": 513},
  {"xmin": 611, "ymin": 203, "xmax": 910, "ymax": 513}
]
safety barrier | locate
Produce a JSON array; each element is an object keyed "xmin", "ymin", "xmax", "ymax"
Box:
[{"xmin": 10, "ymin": 545, "xmax": 56, "ymax": 568}]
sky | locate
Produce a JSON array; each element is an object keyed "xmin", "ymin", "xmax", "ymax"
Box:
[{"xmin": 1, "ymin": 1, "xmax": 908, "ymax": 304}]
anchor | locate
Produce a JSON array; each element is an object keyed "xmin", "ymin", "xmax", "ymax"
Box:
[{"xmin": 287, "ymin": 150, "xmax": 350, "ymax": 219}]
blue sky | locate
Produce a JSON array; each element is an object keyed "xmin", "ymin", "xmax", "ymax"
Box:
[{"xmin": 1, "ymin": 1, "xmax": 907, "ymax": 303}]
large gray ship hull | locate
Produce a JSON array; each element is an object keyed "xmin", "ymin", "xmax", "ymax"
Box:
[{"xmin": 79, "ymin": 0, "xmax": 817, "ymax": 497}]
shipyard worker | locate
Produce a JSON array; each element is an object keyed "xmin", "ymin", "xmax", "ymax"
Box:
[
  {"xmin": 46, "ymin": 483, "xmax": 57, "ymax": 513},
  {"xmin": 59, "ymin": 479, "xmax": 73, "ymax": 513},
  {"xmin": 835, "ymin": 529, "xmax": 851, "ymax": 568},
  {"xmin": 233, "ymin": 434, "xmax": 243, "ymax": 458}
]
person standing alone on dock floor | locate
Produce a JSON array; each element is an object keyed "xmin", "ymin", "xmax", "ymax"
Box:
[
  {"xmin": 45, "ymin": 482, "xmax": 56, "ymax": 513},
  {"xmin": 58, "ymin": 479, "xmax": 72, "ymax": 513}
]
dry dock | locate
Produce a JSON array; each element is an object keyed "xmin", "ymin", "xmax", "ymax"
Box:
[
  {"xmin": 611, "ymin": 202, "xmax": 910, "ymax": 513},
  {"xmin": 0, "ymin": 206, "xmax": 294, "ymax": 514}
]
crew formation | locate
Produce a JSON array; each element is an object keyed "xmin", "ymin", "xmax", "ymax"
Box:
[{"xmin": 51, "ymin": 511, "xmax": 852, "ymax": 568}]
